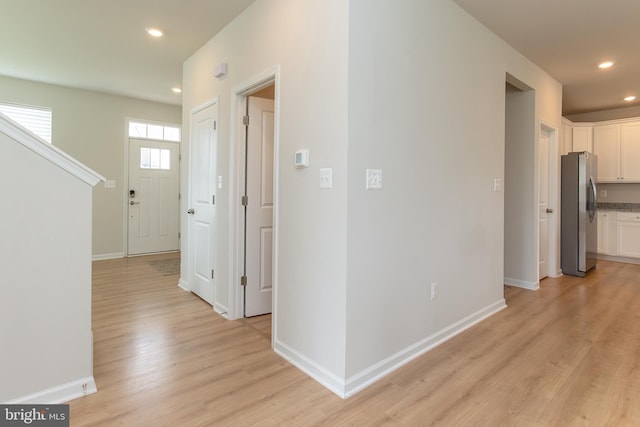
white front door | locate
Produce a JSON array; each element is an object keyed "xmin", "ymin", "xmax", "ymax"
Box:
[
  {"xmin": 189, "ymin": 103, "xmax": 218, "ymax": 305},
  {"xmin": 539, "ymin": 132, "xmax": 550, "ymax": 279},
  {"xmin": 244, "ymin": 96, "xmax": 274, "ymax": 317},
  {"xmin": 128, "ymin": 139, "xmax": 180, "ymax": 255}
]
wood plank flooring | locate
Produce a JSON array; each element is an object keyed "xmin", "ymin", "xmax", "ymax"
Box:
[{"xmin": 69, "ymin": 255, "xmax": 640, "ymax": 426}]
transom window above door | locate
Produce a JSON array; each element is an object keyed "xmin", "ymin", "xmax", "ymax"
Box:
[{"xmin": 128, "ymin": 121, "xmax": 180, "ymax": 142}]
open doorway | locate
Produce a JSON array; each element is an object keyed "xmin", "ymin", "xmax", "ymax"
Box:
[
  {"xmin": 504, "ymin": 75, "xmax": 539, "ymax": 291},
  {"xmin": 242, "ymin": 85, "xmax": 275, "ymax": 318},
  {"xmin": 228, "ymin": 69, "xmax": 280, "ymax": 349}
]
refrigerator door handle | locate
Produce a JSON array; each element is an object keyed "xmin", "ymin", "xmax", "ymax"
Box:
[{"xmin": 588, "ymin": 177, "xmax": 597, "ymax": 222}]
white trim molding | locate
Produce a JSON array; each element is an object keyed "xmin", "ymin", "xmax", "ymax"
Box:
[
  {"xmin": 92, "ymin": 252, "xmax": 125, "ymax": 261},
  {"xmin": 5, "ymin": 376, "xmax": 97, "ymax": 404},
  {"xmin": 275, "ymin": 299, "xmax": 506, "ymax": 399},
  {"xmin": 504, "ymin": 277, "xmax": 539, "ymax": 290},
  {"xmin": 274, "ymin": 340, "xmax": 346, "ymax": 399},
  {"xmin": 343, "ymin": 299, "xmax": 507, "ymax": 398}
]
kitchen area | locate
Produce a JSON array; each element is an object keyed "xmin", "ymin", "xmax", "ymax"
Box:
[{"xmin": 562, "ymin": 115, "xmax": 640, "ymax": 266}]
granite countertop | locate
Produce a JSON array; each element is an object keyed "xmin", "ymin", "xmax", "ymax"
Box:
[{"xmin": 597, "ymin": 202, "xmax": 640, "ymax": 212}]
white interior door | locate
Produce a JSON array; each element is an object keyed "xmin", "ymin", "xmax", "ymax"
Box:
[
  {"xmin": 128, "ymin": 139, "xmax": 179, "ymax": 255},
  {"xmin": 539, "ymin": 132, "xmax": 550, "ymax": 279},
  {"xmin": 189, "ymin": 103, "xmax": 217, "ymax": 305},
  {"xmin": 244, "ymin": 96, "xmax": 274, "ymax": 317}
]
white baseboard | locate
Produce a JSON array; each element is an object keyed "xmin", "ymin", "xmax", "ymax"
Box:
[
  {"xmin": 596, "ymin": 254, "xmax": 640, "ymax": 265},
  {"xmin": 177, "ymin": 278, "xmax": 189, "ymax": 291},
  {"xmin": 343, "ymin": 299, "xmax": 507, "ymax": 398},
  {"xmin": 213, "ymin": 303, "xmax": 229, "ymax": 318},
  {"xmin": 504, "ymin": 277, "xmax": 539, "ymax": 290},
  {"xmin": 5, "ymin": 376, "xmax": 97, "ymax": 404},
  {"xmin": 274, "ymin": 340, "xmax": 347, "ymax": 398},
  {"xmin": 92, "ymin": 252, "xmax": 124, "ymax": 261},
  {"xmin": 273, "ymin": 299, "xmax": 506, "ymax": 400}
]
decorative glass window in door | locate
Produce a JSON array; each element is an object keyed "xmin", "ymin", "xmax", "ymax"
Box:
[{"xmin": 140, "ymin": 147, "xmax": 171, "ymax": 170}]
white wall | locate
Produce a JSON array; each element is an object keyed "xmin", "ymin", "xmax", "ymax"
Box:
[
  {"xmin": 345, "ymin": 0, "xmax": 562, "ymax": 389},
  {"xmin": 182, "ymin": 0, "xmax": 349, "ymax": 387},
  {"xmin": 0, "ymin": 125, "xmax": 99, "ymax": 402},
  {"xmin": 0, "ymin": 75, "xmax": 181, "ymax": 258},
  {"xmin": 183, "ymin": 0, "xmax": 562, "ymax": 397},
  {"xmin": 505, "ymin": 88, "xmax": 537, "ymax": 288}
]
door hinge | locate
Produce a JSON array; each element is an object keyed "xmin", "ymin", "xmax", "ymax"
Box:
[
  {"xmin": 212, "ymin": 195, "xmax": 215, "ymax": 205},
  {"xmin": 214, "ymin": 120, "xmax": 217, "ymax": 131},
  {"xmin": 241, "ymin": 195, "xmax": 248, "ymax": 206},
  {"xmin": 178, "ymin": 232, "xmax": 181, "ymax": 239},
  {"xmin": 211, "ymin": 269, "xmax": 215, "ymax": 279},
  {"xmin": 178, "ymin": 193, "xmax": 181, "ymax": 200},
  {"xmin": 243, "ymin": 115, "xmax": 250, "ymax": 126},
  {"xmin": 241, "ymin": 276, "xmax": 247, "ymax": 287}
]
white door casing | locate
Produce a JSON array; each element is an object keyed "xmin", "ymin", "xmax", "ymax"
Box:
[
  {"xmin": 128, "ymin": 139, "xmax": 180, "ymax": 255},
  {"xmin": 189, "ymin": 102, "xmax": 218, "ymax": 305},
  {"xmin": 244, "ymin": 96, "xmax": 274, "ymax": 317},
  {"xmin": 539, "ymin": 132, "xmax": 550, "ymax": 279}
]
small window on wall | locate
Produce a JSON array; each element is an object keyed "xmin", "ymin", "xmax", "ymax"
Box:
[
  {"xmin": 129, "ymin": 121, "xmax": 181, "ymax": 142},
  {"xmin": 140, "ymin": 147, "xmax": 171, "ymax": 170},
  {"xmin": 0, "ymin": 102, "xmax": 52, "ymax": 143}
]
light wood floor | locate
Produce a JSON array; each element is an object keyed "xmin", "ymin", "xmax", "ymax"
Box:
[{"xmin": 69, "ymin": 255, "xmax": 640, "ymax": 426}]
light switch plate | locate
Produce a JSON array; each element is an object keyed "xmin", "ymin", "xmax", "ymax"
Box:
[
  {"xmin": 320, "ymin": 168, "xmax": 332, "ymax": 189},
  {"xmin": 493, "ymin": 178, "xmax": 502, "ymax": 192},
  {"xmin": 104, "ymin": 180, "xmax": 116, "ymax": 189},
  {"xmin": 366, "ymin": 169, "xmax": 383, "ymax": 190}
]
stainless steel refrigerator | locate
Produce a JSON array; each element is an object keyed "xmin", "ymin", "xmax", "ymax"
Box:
[{"xmin": 561, "ymin": 151, "xmax": 598, "ymax": 277}]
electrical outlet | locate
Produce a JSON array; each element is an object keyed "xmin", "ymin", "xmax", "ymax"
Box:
[
  {"xmin": 366, "ymin": 169, "xmax": 383, "ymax": 190},
  {"xmin": 430, "ymin": 282, "xmax": 438, "ymax": 301},
  {"xmin": 320, "ymin": 168, "xmax": 332, "ymax": 189}
]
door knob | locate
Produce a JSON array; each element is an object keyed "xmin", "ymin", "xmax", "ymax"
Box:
[
  {"xmin": 130, "ymin": 200, "xmax": 139, "ymax": 205},
  {"xmin": 187, "ymin": 209, "xmax": 195, "ymax": 215},
  {"xmin": 546, "ymin": 208, "xmax": 553, "ymax": 214}
]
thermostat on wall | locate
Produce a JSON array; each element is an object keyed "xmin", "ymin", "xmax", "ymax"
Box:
[{"xmin": 294, "ymin": 149, "xmax": 309, "ymax": 168}]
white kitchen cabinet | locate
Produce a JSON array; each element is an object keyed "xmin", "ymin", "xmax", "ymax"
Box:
[
  {"xmin": 593, "ymin": 124, "xmax": 620, "ymax": 182},
  {"xmin": 593, "ymin": 122, "xmax": 640, "ymax": 183},
  {"xmin": 597, "ymin": 211, "xmax": 613, "ymax": 255},
  {"xmin": 617, "ymin": 212, "xmax": 640, "ymax": 258},
  {"xmin": 620, "ymin": 123, "xmax": 640, "ymax": 181},
  {"xmin": 572, "ymin": 126, "xmax": 593, "ymax": 152}
]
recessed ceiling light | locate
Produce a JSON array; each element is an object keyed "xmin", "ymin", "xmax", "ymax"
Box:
[
  {"xmin": 146, "ymin": 28, "xmax": 164, "ymax": 38},
  {"xmin": 598, "ymin": 61, "xmax": 614, "ymax": 69},
  {"xmin": 624, "ymin": 96, "xmax": 636, "ymax": 102},
  {"xmin": 171, "ymin": 87, "xmax": 182, "ymax": 94}
]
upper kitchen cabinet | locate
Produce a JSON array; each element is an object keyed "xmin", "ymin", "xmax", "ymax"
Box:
[
  {"xmin": 593, "ymin": 124, "xmax": 620, "ymax": 181},
  {"xmin": 593, "ymin": 121, "xmax": 640, "ymax": 182},
  {"xmin": 571, "ymin": 125, "xmax": 593, "ymax": 152},
  {"xmin": 621, "ymin": 123, "xmax": 640, "ymax": 181}
]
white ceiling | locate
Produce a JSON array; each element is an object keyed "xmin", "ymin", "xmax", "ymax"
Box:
[
  {"xmin": 2, "ymin": 1, "xmax": 638, "ymax": 114},
  {"xmin": 0, "ymin": 0, "xmax": 256, "ymax": 106},
  {"xmin": 452, "ymin": 0, "xmax": 640, "ymax": 115}
]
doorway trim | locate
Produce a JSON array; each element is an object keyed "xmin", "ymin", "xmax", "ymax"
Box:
[
  {"xmin": 228, "ymin": 66, "xmax": 280, "ymax": 325},
  {"xmin": 539, "ymin": 120, "xmax": 560, "ymax": 278}
]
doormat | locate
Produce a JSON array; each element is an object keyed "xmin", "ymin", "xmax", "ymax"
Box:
[{"xmin": 148, "ymin": 258, "xmax": 180, "ymax": 276}]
